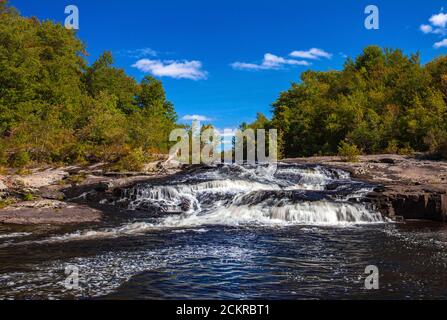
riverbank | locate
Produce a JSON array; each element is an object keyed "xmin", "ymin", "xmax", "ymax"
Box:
[
  {"xmin": 1, "ymin": 154, "xmax": 446, "ymax": 225},
  {"xmin": 285, "ymin": 154, "xmax": 447, "ymax": 222},
  {"xmin": 0, "ymin": 159, "xmax": 182, "ymax": 225}
]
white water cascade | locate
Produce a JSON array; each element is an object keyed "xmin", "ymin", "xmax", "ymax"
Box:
[
  {"xmin": 119, "ymin": 163, "xmax": 384, "ymax": 227},
  {"xmin": 2, "ymin": 164, "xmax": 385, "ymax": 246}
]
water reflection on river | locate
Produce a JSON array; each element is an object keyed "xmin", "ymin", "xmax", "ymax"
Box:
[{"xmin": 1, "ymin": 222, "xmax": 447, "ymax": 299}]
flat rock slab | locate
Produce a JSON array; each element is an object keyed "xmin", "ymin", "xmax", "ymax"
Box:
[
  {"xmin": 285, "ymin": 154, "xmax": 447, "ymax": 185},
  {"xmin": 10, "ymin": 169, "xmax": 69, "ymax": 189},
  {"xmin": 0, "ymin": 200, "xmax": 102, "ymax": 225}
]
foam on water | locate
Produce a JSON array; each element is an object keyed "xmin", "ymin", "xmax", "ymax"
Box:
[
  {"xmin": 0, "ymin": 244, "xmax": 255, "ymax": 299},
  {"xmin": 0, "ymin": 232, "xmax": 32, "ymax": 240}
]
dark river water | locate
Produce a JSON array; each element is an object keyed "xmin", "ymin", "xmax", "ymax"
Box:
[{"xmin": 0, "ymin": 164, "xmax": 446, "ymax": 299}]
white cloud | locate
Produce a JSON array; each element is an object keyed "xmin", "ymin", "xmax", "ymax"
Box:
[
  {"xmin": 182, "ymin": 115, "xmax": 212, "ymax": 121},
  {"xmin": 231, "ymin": 62, "xmax": 265, "ymax": 71},
  {"xmin": 132, "ymin": 59, "xmax": 207, "ymax": 80},
  {"xmin": 231, "ymin": 53, "xmax": 309, "ymax": 71},
  {"xmin": 289, "ymin": 48, "xmax": 332, "ymax": 60},
  {"xmin": 430, "ymin": 12, "xmax": 447, "ymax": 28},
  {"xmin": 434, "ymin": 39, "xmax": 447, "ymax": 49},
  {"xmin": 120, "ymin": 48, "xmax": 158, "ymax": 58},
  {"xmin": 420, "ymin": 11, "xmax": 447, "ymax": 36},
  {"xmin": 420, "ymin": 24, "xmax": 433, "ymax": 34},
  {"xmin": 263, "ymin": 53, "xmax": 309, "ymax": 67}
]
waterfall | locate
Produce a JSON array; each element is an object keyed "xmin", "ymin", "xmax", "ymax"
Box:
[
  {"xmin": 120, "ymin": 163, "xmax": 384, "ymax": 226},
  {"xmin": 2, "ymin": 163, "xmax": 385, "ymax": 246}
]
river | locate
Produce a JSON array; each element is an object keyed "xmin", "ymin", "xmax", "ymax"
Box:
[{"xmin": 0, "ymin": 163, "xmax": 446, "ymax": 299}]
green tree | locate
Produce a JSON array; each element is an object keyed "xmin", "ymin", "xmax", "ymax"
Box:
[
  {"xmin": 83, "ymin": 51, "xmax": 139, "ymax": 114},
  {"xmin": 0, "ymin": 1, "xmax": 178, "ymax": 168},
  {"xmin": 268, "ymin": 46, "xmax": 447, "ymax": 158}
]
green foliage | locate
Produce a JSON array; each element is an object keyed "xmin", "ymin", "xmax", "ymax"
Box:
[
  {"xmin": 0, "ymin": 2, "xmax": 177, "ymax": 167},
  {"xmin": 237, "ymin": 113, "xmax": 277, "ymax": 161},
  {"xmin": 397, "ymin": 144, "xmax": 414, "ymax": 156},
  {"xmin": 271, "ymin": 46, "xmax": 447, "ymax": 158},
  {"xmin": 433, "ymin": 139, "xmax": 447, "ymax": 159},
  {"xmin": 8, "ymin": 150, "xmax": 30, "ymax": 168},
  {"xmin": 83, "ymin": 51, "xmax": 139, "ymax": 114},
  {"xmin": 113, "ymin": 147, "xmax": 146, "ymax": 172},
  {"xmin": 384, "ymin": 140, "xmax": 399, "ymax": 154},
  {"xmin": 0, "ymin": 197, "xmax": 15, "ymax": 209},
  {"xmin": 23, "ymin": 193, "xmax": 35, "ymax": 201},
  {"xmin": 338, "ymin": 141, "xmax": 361, "ymax": 162}
]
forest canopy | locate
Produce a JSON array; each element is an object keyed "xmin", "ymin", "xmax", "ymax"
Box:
[
  {"xmin": 0, "ymin": 1, "xmax": 177, "ymax": 169},
  {"xmin": 251, "ymin": 45, "xmax": 447, "ymax": 159},
  {"xmin": 3, "ymin": 0, "xmax": 447, "ymax": 168}
]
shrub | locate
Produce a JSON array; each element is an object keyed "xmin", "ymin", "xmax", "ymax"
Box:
[
  {"xmin": 0, "ymin": 198, "xmax": 15, "ymax": 209},
  {"xmin": 384, "ymin": 140, "xmax": 399, "ymax": 154},
  {"xmin": 428, "ymin": 137, "xmax": 447, "ymax": 160},
  {"xmin": 434, "ymin": 141, "xmax": 447, "ymax": 159},
  {"xmin": 338, "ymin": 141, "xmax": 361, "ymax": 162},
  {"xmin": 8, "ymin": 150, "xmax": 30, "ymax": 168},
  {"xmin": 23, "ymin": 193, "xmax": 35, "ymax": 201},
  {"xmin": 113, "ymin": 147, "xmax": 146, "ymax": 172},
  {"xmin": 397, "ymin": 144, "xmax": 414, "ymax": 156},
  {"xmin": 0, "ymin": 143, "xmax": 7, "ymax": 167},
  {"xmin": 0, "ymin": 166, "xmax": 8, "ymax": 175}
]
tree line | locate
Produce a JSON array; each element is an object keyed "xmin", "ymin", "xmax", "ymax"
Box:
[
  {"xmin": 4, "ymin": 0, "xmax": 447, "ymax": 169},
  {"xmin": 244, "ymin": 46, "xmax": 447, "ymax": 160},
  {"xmin": 0, "ymin": 1, "xmax": 177, "ymax": 170}
]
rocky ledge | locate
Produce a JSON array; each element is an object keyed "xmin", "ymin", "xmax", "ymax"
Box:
[
  {"xmin": 0, "ymin": 200, "xmax": 102, "ymax": 225},
  {"xmin": 285, "ymin": 154, "xmax": 447, "ymax": 222},
  {"xmin": 1, "ymin": 155, "xmax": 446, "ymax": 224},
  {"xmin": 0, "ymin": 159, "xmax": 183, "ymax": 225}
]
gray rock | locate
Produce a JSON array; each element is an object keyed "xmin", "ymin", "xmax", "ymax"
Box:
[{"xmin": 0, "ymin": 179, "xmax": 7, "ymax": 191}]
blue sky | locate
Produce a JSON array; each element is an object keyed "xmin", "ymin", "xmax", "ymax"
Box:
[{"xmin": 9, "ymin": 0, "xmax": 447, "ymax": 131}]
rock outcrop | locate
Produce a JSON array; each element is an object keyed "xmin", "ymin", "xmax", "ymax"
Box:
[
  {"xmin": 286, "ymin": 154, "xmax": 447, "ymax": 222},
  {"xmin": 0, "ymin": 159, "xmax": 178, "ymax": 225},
  {"xmin": 366, "ymin": 185, "xmax": 447, "ymax": 222},
  {"xmin": 11, "ymin": 168, "xmax": 70, "ymax": 189}
]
